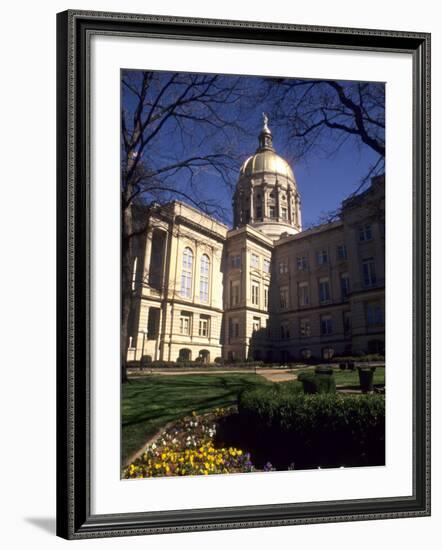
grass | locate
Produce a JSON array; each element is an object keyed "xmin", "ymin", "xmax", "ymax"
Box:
[
  {"xmin": 122, "ymin": 373, "xmax": 270, "ymax": 464},
  {"xmin": 332, "ymin": 367, "xmax": 385, "ymax": 387}
]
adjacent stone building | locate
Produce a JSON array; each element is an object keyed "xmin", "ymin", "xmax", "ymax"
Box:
[{"xmin": 126, "ymin": 118, "xmax": 385, "ymax": 364}]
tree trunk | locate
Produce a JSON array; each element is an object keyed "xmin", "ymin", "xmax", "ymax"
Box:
[{"xmin": 121, "ymin": 202, "xmax": 134, "ymax": 384}]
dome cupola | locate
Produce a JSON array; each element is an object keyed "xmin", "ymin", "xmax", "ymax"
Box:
[{"xmin": 233, "ymin": 114, "xmax": 302, "ymax": 240}]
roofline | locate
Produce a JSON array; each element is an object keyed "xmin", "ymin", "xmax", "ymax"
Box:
[
  {"xmin": 227, "ymin": 223, "xmax": 275, "ymax": 247},
  {"xmin": 275, "ymin": 220, "xmax": 343, "ymax": 246},
  {"xmin": 167, "ymin": 200, "xmax": 230, "ymax": 229}
]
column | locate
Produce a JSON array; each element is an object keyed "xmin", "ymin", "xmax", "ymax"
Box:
[
  {"xmin": 287, "ymin": 188, "xmax": 292, "ymax": 225},
  {"xmin": 263, "ymin": 184, "xmax": 268, "ymax": 219},
  {"xmin": 275, "ymin": 181, "xmax": 280, "ymax": 221},
  {"xmin": 249, "ymin": 184, "xmax": 254, "ymax": 223}
]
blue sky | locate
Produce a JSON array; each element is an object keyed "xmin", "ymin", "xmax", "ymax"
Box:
[{"xmin": 121, "ymin": 70, "xmax": 384, "ymax": 228}]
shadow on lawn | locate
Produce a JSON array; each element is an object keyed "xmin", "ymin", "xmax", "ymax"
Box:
[{"xmin": 122, "ymin": 375, "xmax": 266, "ymax": 429}]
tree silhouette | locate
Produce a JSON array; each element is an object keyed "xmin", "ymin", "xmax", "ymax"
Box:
[
  {"xmin": 120, "ymin": 70, "xmax": 245, "ymax": 380},
  {"xmin": 263, "ymin": 78, "xmax": 385, "ymax": 187}
]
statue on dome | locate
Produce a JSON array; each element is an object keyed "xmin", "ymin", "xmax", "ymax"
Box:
[{"xmin": 262, "ymin": 112, "xmax": 270, "ymax": 132}]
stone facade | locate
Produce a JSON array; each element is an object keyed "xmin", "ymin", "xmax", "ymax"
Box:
[{"xmin": 126, "ymin": 121, "xmax": 385, "ymax": 364}]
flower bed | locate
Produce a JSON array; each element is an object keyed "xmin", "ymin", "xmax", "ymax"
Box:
[{"xmin": 123, "ymin": 408, "xmax": 255, "ymax": 478}]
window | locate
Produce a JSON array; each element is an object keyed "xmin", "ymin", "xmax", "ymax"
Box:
[
  {"xmin": 199, "ymin": 254, "xmax": 210, "ymax": 302},
  {"xmin": 263, "ymin": 258, "xmax": 271, "ymax": 273},
  {"xmin": 256, "ymin": 205, "xmax": 262, "ymax": 219},
  {"xmin": 179, "ymin": 312, "xmax": 192, "ymax": 335},
  {"xmin": 231, "ymin": 254, "xmax": 241, "ymax": 268},
  {"xmin": 251, "ymin": 282, "xmax": 260, "ymax": 306},
  {"xmin": 343, "ymin": 311, "xmax": 351, "ymax": 335},
  {"xmin": 279, "ymin": 287, "xmax": 289, "ymax": 309},
  {"xmin": 320, "ymin": 315, "xmax": 332, "ymax": 335},
  {"xmin": 299, "ymin": 318, "xmax": 311, "ymax": 337},
  {"xmin": 131, "ymin": 257, "xmax": 138, "ymax": 290},
  {"xmin": 366, "ymin": 303, "xmax": 384, "ymax": 326},
  {"xmin": 147, "ymin": 307, "xmax": 160, "ymax": 339},
  {"xmin": 280, "ymin": 321, "xmax": 290, "ymax": 340},
  {"xmin": 230, "ymin": 280, "xmax": 240, "ymax": 306},
  {"xmin": 322, "ymin": 347, "xmax": 335, "ymax": 360},
  {"xmin": 178, "ymin": 348, "xmax": 191, "ymax": 361},
  {"xmin": 198, "ymin": 315, "xmax": 210, "ymax": 337},
  {"xmin": 296, "ymin": 256, "xmax": 308, "ymax": 271},
  {"xmin": 337, "ymin": 245, "xmax": 347, "ymax": 260},
  {"xmin": 278, "ymin": 260, "xmax": 288, "ymax": 274},
  {"xmin": 298, "ymin": 282, "xmax": 309, "ymax": 306},
  {"xmin": 359, "ymin": 224, "xmax": 373, "ymax": 241},
  {"xmin": 362, "ymin": 258, "xmax": 377, "ymax": 286},
  {"xmin": 180, "ymin": 247, "xmax": 193, "ymax": 298},
  {"xmin": 269, "ymin": 205, "xmax": 276, "ymax": 218},
  {"xmin": 198, "ymin": 349, "xmax": 210, "ymax": 363},
  {"xmin": 281, "ymin": 207, "xmax": 287, "ymax": 220},
  {"xmin": 264, "ymin": 287, "xmax": 269, "ymax": 309},
  {"xmin": 319, "ymin": 278, "xmax": 331, "ymax": 303},
  {"xmin": 149, "ymin": 229, "xmax": 167, "ymax": 290},
  {"xmin": 230, "ymin": 318, "xmax": 239, "ymax": 338},
  {"xmin": 251, "ymin": 253, "xmax": 259, "ymax": 269},
  {"xmin": 252, "ymin": 317, "xmax": 261, "ymax": 332},
  {"xmin": 340, "ymin": 273, "xmax": 350, "ymax": 299},
  {"xmin": 317, "ymin": 250, "xmax": 328, "ymax": 265}
]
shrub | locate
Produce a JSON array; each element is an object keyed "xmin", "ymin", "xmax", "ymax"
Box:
[
  {"xmin": 140, "ymin": 355, "xmax": 152, "ymax": 367},
  {"xmin": 145, "ymin": 360, "xmax": 264, "ymax": 370},
  {"xmin": 237, "ymin": 388, "xmax": 385, "ymax": 468},
  {"xmin": 297, "ymin": 368, "xmax": 336, "ymax": 394},
  {"xmin": 333, "ymin": 354, "xmax": 384, "ymax": 364},
  {"xmin": 150, "ymin": 360, "xmax": 193, "ymax": 369}
]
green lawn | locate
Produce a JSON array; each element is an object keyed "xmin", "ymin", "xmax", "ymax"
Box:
[
  {"xmin": 332, "ymin": 367, "xmax": 385, "ymax": 387},
  {"xmin": 122, "ymin": 373, "xmax": 270, "ymax": 464}
]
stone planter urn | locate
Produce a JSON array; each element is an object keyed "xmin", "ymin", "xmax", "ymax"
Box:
[{"xmin": 357, "ymin": 366, "xmax": 377, "ymax": 393}]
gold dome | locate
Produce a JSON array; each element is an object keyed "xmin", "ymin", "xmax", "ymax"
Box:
[{"xmin": 239, "ymin": 150, "xmax": 295, "ymax": 182}]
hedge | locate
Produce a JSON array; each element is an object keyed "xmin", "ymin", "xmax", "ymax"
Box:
[
  {"xmin": 333, "ymin": 354, "xmax": 385, "ymax": 363},
  {"xmin": 237, "ymin": 387, "xmax": 385, "ymax": 469},
  {"xmin": 127, "ymin": 360, "xmax": 265, "ymax": 369}
]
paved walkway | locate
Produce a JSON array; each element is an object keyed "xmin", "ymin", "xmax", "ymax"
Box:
[{"xmin": 255, "ymin": 369, "xmax": 297, "ymax": 382}]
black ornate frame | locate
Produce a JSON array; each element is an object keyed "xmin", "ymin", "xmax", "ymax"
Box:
[{"xmin": 56, "ymin": 9, "xmax": 431, "ymax": 540}]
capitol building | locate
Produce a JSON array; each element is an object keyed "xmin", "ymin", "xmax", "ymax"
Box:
[{"xmin": 126, "ymin": 117, "xmax": 385, "ymax": 364}]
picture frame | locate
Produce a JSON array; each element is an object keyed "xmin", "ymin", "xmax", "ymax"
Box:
[{"xmin": 56, "ymin": 9, "xmax": 431, "ymax": 540}]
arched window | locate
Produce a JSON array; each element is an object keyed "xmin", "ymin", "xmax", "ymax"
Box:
[
  {"xmin": 178, "ymin": 348, "xmax": 191, "ymax": 361},
  {"xmin": 181, "ymin": 247, "xmax": 193, "ymax": 298},
  {"xmin": 200, "ymin": 254, "xmax": 210, "ymax": 302}
]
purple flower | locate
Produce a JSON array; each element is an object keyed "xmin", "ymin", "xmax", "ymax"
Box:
[{"xmin": 263, "ymin": 461, "xmax": 273, "ymax": 472}]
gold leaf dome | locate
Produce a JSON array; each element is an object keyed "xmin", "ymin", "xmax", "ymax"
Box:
[
  {"xmin": 239, "ymin": 150, "xmax": 295, "ymax": 182},
  {"xmin": 233, "ymin": 115, "xmax": 302, "ymax": 239}
]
